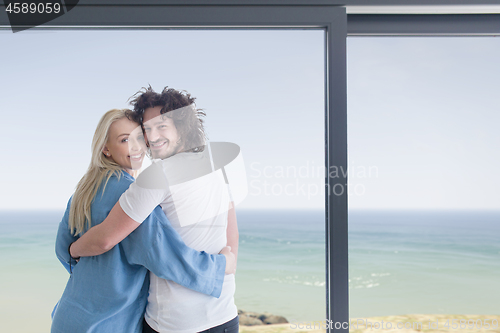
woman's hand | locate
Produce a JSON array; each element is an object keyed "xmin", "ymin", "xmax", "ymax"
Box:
[{"xmin": 219, "ymin": 246, "xmax": 236, "ymax": 275}]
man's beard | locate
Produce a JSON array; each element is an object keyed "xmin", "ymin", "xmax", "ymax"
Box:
[{"xmin": 151, "ymin": 141, "xmax": 182, "ymax": 159}]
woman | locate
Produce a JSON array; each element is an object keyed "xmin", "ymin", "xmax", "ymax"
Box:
[
  {"xmin": 52, "ymin": 109, "xmax": 232, "ymax": 333},
  {"xmin": 69, "ymin": 87, "xmax": 239, "ymax": 333}
]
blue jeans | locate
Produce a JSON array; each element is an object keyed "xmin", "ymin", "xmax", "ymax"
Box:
[{"xmin": 143, "ymin": 316, "xmax": 239, "ymax": 333}]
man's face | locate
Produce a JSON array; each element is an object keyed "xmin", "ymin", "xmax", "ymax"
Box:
[{"xmin": 143, "ymin": 106, "xmax": 183, "ymax": 159}]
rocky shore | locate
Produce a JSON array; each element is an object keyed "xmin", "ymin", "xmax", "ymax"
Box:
[
  {"xmin": 238, "ymin": 314, "xmax": 500, "ymax": 333},
  {"xmin": 238, "ymin": 310, "xmax": 288, "ymax": 326}
]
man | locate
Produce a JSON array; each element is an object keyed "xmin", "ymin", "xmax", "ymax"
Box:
[{"xmin": 71, "ymin": 86, "xmax": 239, "ymax": 333}]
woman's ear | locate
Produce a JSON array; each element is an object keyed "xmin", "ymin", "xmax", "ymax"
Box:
[{"xmin": 102, "ymin": 146, "xmax": 111, "ymax": 157}]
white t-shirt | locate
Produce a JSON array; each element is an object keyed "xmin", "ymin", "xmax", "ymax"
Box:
[{"xmin": 119, "ymin": 150, "xmax": 237, "ymax": 333}]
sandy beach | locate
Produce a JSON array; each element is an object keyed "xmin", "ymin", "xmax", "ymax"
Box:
[{"xmin": 239, "ymin": 315, "xmax": 500, "ymax": 333}]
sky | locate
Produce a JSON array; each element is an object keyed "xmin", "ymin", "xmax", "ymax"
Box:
[
  {"xmin": 348, "ymin": 37, "xmax": 500, "ymax": 210},
  {"xmin": 0, "ymin": 30, "xmax": 498, "ymax": 211}
]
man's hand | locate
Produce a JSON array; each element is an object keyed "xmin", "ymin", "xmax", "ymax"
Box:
[
  {"xmin": 69, "ymin": 242, "xmax": 80, "ymax": 262},
  {"xmin": 219, "ymin": 246, "xmax": 236, "ymax": 275}
]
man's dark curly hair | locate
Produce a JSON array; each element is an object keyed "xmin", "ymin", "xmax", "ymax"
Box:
[{"xmin": 129, "ymin": 86, "xmax": 206, "ymax": 152}]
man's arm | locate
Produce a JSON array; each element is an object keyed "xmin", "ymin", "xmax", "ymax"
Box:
[
  {"xmin": 70, "ymin": 163, "xmax": 169, "ymax": 258},
  {"xmin": 69, "ymin": 202, "xmax": 139, "ymax": 258},
  {"xmin": 226, "ymin": 201, "xmax": 239, "ymax": 268}
]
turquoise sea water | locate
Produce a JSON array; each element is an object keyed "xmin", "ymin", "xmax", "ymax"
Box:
[
  {"xmin": 0, "ymin": 210, "xmax": 499, "ymax": 332},
  {"xmin": 348, "ymin": 210, "xmax": 500, "ymax": 318}
]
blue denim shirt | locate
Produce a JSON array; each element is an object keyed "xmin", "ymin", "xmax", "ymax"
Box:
[{"xmin": 51, "ymin": 171, "xmax": 225, "ymax": 333}]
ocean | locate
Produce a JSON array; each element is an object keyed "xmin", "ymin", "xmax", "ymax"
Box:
[{"xmin": 0, "ymin": 209, "xmax": 499, "ymax": 332}]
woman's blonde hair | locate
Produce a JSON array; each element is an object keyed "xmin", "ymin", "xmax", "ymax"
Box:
[{"xmin": 68, "ymin": 109, "xmax": 136, "ymax": 235}]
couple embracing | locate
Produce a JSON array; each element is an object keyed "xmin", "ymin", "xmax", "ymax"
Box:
[{"xmin": 51, "ymin": 86, "xmax": 239, "ymax": 333}]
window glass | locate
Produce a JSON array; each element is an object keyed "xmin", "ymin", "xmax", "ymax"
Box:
[
  {"xmin": 348, "ymin": 37, "xmax": 500, "ymax": 326},
  {"xmin": 0, "ymin": 29, "xmax": 326, "ymax": 331}
]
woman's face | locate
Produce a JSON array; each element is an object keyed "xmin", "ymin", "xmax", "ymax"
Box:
[{"xmin": 103, "ymin": 117, "xmax": 147, "ymax": 173}]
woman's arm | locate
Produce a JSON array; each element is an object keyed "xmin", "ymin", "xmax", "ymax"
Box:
[
  {"xmin": 69, "ymin": 201, "xmax": 139, "ymax": 258},
  {"xmin": 69, "ymin": 200, "xmax": 238, "ymax": 277},
  {"xmin": 121, "ymin": 206, "xmax": 235, "ymax": 297}
]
